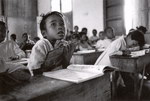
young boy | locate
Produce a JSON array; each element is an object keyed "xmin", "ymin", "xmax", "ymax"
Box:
[
  {"xmin": 0, "ymin": 21, "xmax": 30, "ymax": 94},
  {"xmin": 0, "ymin": 21, "xmax": 25, "ymax": 61},
  {"xmin": 95, "ymin": 30, "xmax": 145, "ymax": 66},
  {"xmin": 27, "ymin": 11, "xmax": 75, "ymax": 76}
]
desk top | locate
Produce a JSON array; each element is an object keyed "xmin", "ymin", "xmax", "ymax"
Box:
[
  {"xmin": 110, "ymin": 53, "xmax": 150, "ymax": 73},
  {"xmin": 6, "ymin": 73, "xmax": 110, "ymax": 101}
]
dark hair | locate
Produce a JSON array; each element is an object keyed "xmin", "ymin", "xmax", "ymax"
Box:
[
  {"xmin": 10, "ymin": 34, "xmax": 16, "ymax": 40},
  {"xmin": 136, "ymin": 26, "xmax": 147, "ymax": 34},
  {"xmin": 0, "ymin": 21, "xmax": 6, "ymax": 30},
  {"xmin": 104, "ymin": 27, "xmax": 114, "ymax": 33},
  {"xmin": 128, "ymin": 30, "xmax": 145, "ymax": 47},
  {"xmin": 40, "ymin": 11, "xmax": 64, "ymax": 32},
  {"xmin": 22, "ymin": 33, "xmax": 28, "ymax": 37}
]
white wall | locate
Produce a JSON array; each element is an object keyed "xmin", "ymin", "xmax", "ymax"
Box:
[
  {"xmin": 73, "ymin": 0, "xmax": 104, "ymax": 37},
  {"xmin": 7, "ymin": 17, "xmax": 37, "ymax": 42}
]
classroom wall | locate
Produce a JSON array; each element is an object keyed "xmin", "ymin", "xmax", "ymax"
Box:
[
  {"xmin": 73, "ymin": 0, "xmax": 104, "ymax": 37},
  {"xmin": 7, "ymin": 17, "xmax": 37, "ymax": 42}
]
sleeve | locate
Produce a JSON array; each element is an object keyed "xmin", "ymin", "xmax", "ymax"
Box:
[
  {"xmin": 27, "ymin": 41, "xmax": 49, "ymax": 72},
  {"xmin": 13, "ymin": 42, "xmax": 26, "ymax": 58}
]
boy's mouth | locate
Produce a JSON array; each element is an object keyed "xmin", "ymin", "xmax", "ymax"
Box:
[{"xmin": 57, "ymin": 31, "xmax": 65, "ymax": 37}]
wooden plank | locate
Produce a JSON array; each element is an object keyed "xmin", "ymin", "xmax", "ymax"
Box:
[{"xmin": 8, "ymin": 73, "xmax": 111, "ymax": 101}]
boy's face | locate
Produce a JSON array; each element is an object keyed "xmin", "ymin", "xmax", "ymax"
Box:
[
  {"xmin": 44, "ymin": 15, "xmax": 65, "ymax": 41},
  {"xmin": 0, "ymin": 25, "xmax": 6, "ymax": 43},
  {"xmin": 126, "ymin": 35, "xmax": 138, "ymax": 48}
]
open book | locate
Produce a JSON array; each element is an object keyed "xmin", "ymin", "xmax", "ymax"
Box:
[{"xmin": 43, "ymin": 64, "xmax": 117, "ymax": 83}]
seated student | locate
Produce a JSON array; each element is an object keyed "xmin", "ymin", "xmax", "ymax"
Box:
[
  {"xmin": 71, "ymin": 33, "xmax": 80, "ymax": 52},
  {"xmin": 19, "ymin": 33, "xmax": 35, "ymax": 51},
  {"xmin": 0, "ymin": 21, "xmax": 30, "ymax": 94},
  {"xmin": 89, "ymin": 29, "xmax": 99, "ymax": 45},
  {"xmin": 27, "ymin": 11, "xmax": 75, "ymax": 76},
  {"xmin": 0, "ymin": 22, "xmax": 25, "ymax": 61},
  {"xmin": 95, "ymin": 30, "xmax": 145, "ymax": 65},
  {"xmin": 78, "ymin": 32, "xmax": 93, "ymax": 51},
  {"xmin": 104, "ymin": 27, "xmax": 116, "ymax": 41},
  {"xmin": 95, "ymin": 30, "xmax": 145, "ymax": 97},
  {"xmin": 95, "ymin": 31, "xmax": 112, "ymax": 50},
  {"xmin": 10, "ymin": 33, "xmax": 19, "ymax": 44},
  {"xmin": 73, "ymin": 25, "xmax": 79, "ymax": 35}
]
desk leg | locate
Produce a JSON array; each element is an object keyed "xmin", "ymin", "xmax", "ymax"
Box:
[
  {"xmin": 138, "ymin": 66, "xmax": 146, "ymax": 100},
  {"xmin": 111, "ymin": 71, "xmax": 118, "ymax": 100}
]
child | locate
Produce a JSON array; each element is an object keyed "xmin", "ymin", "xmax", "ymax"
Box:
[
  {"xmin": 89, "ymin": 29, "xmax": 99, "ymax": 45},
  {"xmin": 27, "ymin": 11, "xmax": 75, "ymax": 76},
  {"xmin": 0, "ymin": 21, "xmax": 25, "ymax": 61},
  {"xmin": 0, "ymin": 21, "xmax": 30, "ymax": 94},
  {"xmin": 95, "ymin": 30, "xmax": 145, "ymax": 65},
  {"xmin": 78, "ymin": 32, "xmax": 93, "ymax": 51},
  {"xmin": 95, "ymin": 31, "xmax": 112, "ymax": 50}
]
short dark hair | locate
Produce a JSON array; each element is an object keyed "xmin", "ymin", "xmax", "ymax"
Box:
[
  {"xmin": 0, "ymin": 21, "xmax": 6, "ymax": 31},
  {"xmin": 10, "ymin": 34, "xmax": 16, "ymax": 40},
  {"xmin": 40, "ymin": 11, "xmax": 64, "ymax": 32},
  {"xmin": 128, "ymin": 30, "xmax": 145, "ymax": 47}
]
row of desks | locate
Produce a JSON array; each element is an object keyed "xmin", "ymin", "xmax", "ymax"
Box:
[{"xmin": 2, "ymin": 50, "xmax": 150, "ymax": 101}]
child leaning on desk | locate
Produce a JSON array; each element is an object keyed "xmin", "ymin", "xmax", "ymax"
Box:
[{"xmin": 27, "ymin": 11, "xmax": 75, "ymax": 76}]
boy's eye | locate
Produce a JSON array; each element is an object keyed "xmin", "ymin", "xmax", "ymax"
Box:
[
  {"xmin": 51, "ymin": 23, "xmax": 56, "ymax": 26},
  {"xmin": 60, "ymin": 22, "xmax": 64, "ymax": 26}
]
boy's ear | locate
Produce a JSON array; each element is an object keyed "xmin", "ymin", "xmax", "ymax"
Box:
[{"xmin": 41, "ymin": 30, "xmax": 47, "ymax": 38}]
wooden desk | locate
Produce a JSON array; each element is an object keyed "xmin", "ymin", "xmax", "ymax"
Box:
[
  {"xmin": 71, "ymin": 50, "xmax": 103, "ymax": 64},
  {"xmin": 5, "ymin": 73, "xmax": 110, "ymax": 101},
  {"xmin": 110, "ymin": 54, "xmax": 150, "ymax": 100}
]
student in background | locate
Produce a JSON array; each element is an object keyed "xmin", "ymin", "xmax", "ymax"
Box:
[
  {"xmin": 73, "ymin": 25, "xmax": 79, "ymax": 35},
  {"xmin": 19, "ymin": 33, "xmax": 35, "ymax": 51},
  {"xmin": 0, "ymin": 21, "xmax": 25, "ymax": 61},
  {"xmin": 27, "ymin": 11, "xmax": 75, "ymax": 76},
  {"xmin": 89, "ymin": 29, "xmax": 99, "ymax": 45},
  {"xmin": 10, "ymin": 34, "xmax": 18, "ymax": 44},
  {"xmin": 0, "ymin": 21, "xmax": 30, "ymax": 94},
  {"xmin": 95, "ymin": 31, "xmax": 112, "ymax": 50},
  {"xmin": 105, "ymin": 27, "xmax": 115, "ymax": 41},
  {"xmin": 78, "ymin": 32, "xmax": 93, "ymax": 51}
]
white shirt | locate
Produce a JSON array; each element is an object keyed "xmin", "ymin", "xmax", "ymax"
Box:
[
  {"xmin": 27, "ymin": 39, "xmax": 54, "ymax": 71},
  {"xmin": 27, "ymin": 38, "xmax": 68, "ymax": 75},
  {"xmin": 95, "ymin": 38, "xmax": 112, "ymax": 50},
  {"xmin": 95, "ymin": 36, "xmax": 127, "ymax": 66},
  {"xmin": 0, "ymin": 40, "xmax": 25, "ymax": 61}
]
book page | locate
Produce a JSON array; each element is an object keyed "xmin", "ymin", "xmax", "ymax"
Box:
[
  {"xmin": 67, "ymin": 64, "xmax": 110, "ymax": 74},
  {"xmin": 130, "ymin": 50, "xmax": 146, "ymax": 57},
  {"xmin": 43, "ymin": 69, "xmax": 103, "ymax": 83}
]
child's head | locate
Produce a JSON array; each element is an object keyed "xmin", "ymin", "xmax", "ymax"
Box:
[
  {"xmin": 22, "ymin": 33, "xmax": 28, "ymax": 41},
  {"xmin": 104, "ymin": 27, "xmax": 115, "ymax": 39},
  {"xmin": 74, "ymin": 25, "xmax": 79, "ymax": 32},
  {"xmin": 0, "ymin": 21, "xmax": 6, "ymax": 43},
  {"xmin": 92, "ymin": 29, "xmax": 97, "ymax": 36},
  {"xmin": 99, "ymin": 31, "xmax": 105, "ymax": 40},
  {"xmin": 126, "ymin": 30, "xmax": 145, "ymax": 48},
  {"xmin": 10, "ymin": 34, "xmax": 17, "ymax": 41},
  {"xmin": 40, "ymin": 11, "xmax": 65, "ymax": 41}
]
